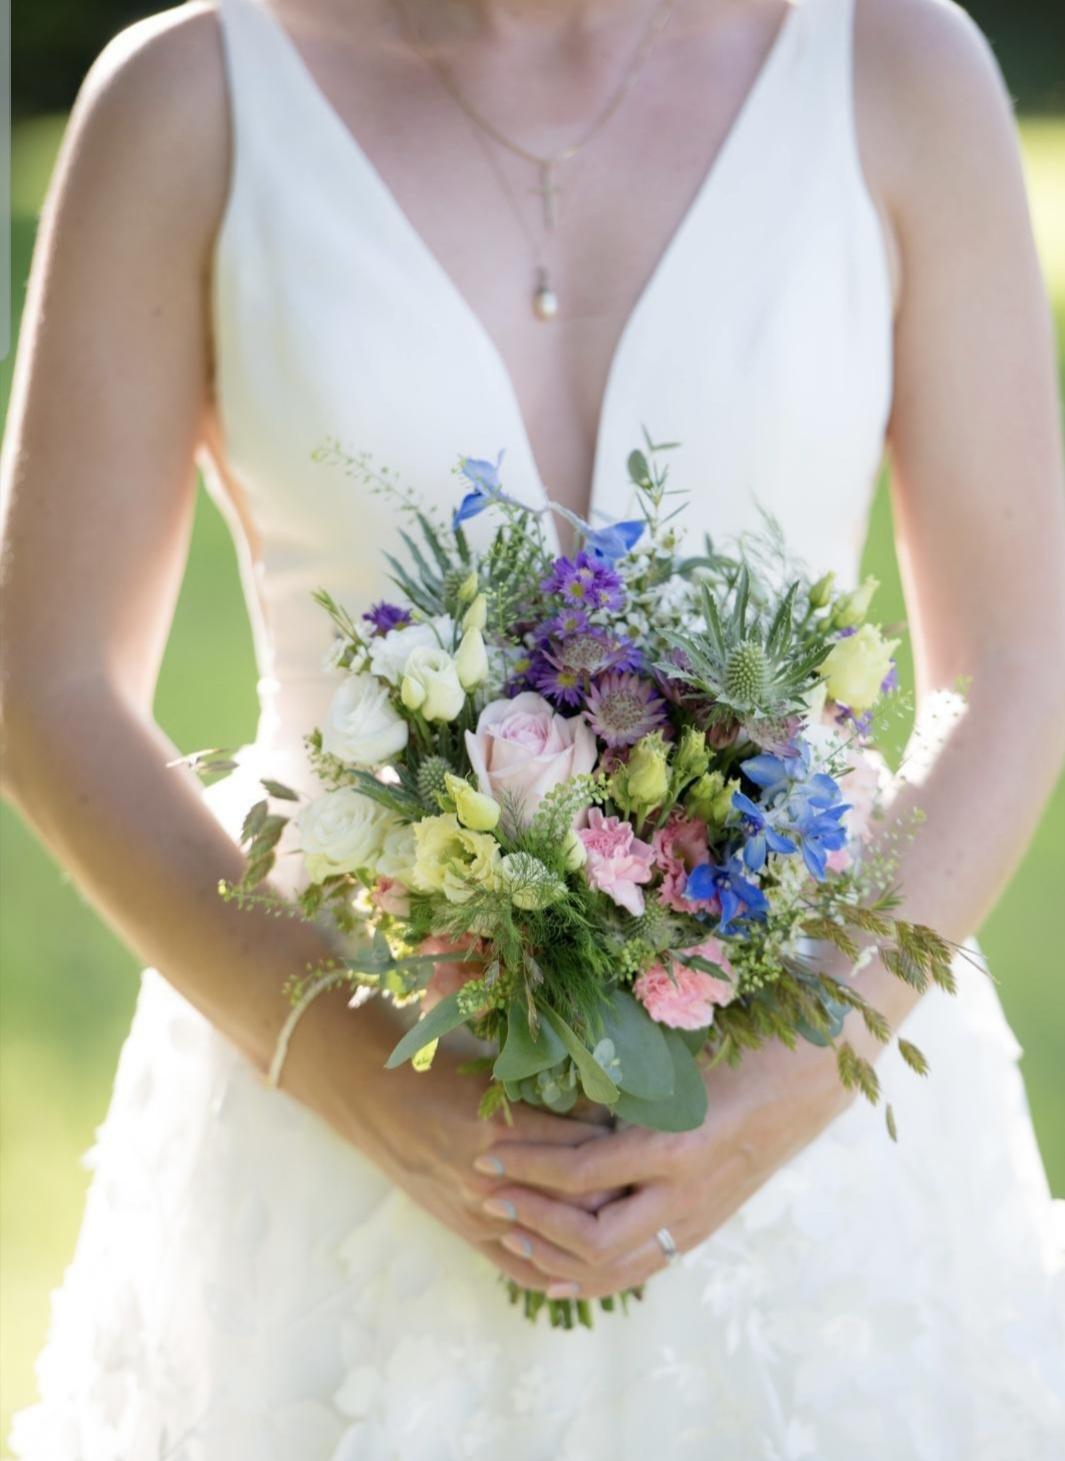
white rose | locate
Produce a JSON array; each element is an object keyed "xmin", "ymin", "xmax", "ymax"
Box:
[
  {"xmin": 400, "ymin": 646, "xmax": 466, "ymax": 722},
  {"xmin": 376, "ymin": 822, "xmax": 417, "ymax": 884},
  {"xmin": 297, "ymin": 788, "xmax": 395, "ymax": 882},
  {"xmin": 369, "ymin": 616, "xmax": 455, "ymax": 685},
  {"xmin": 322, "ymin": 673, "xmax": 408, "ymax": 766}
]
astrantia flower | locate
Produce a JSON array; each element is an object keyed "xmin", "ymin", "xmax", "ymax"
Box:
[
  {"xmin": 540, "ymin": 552, "xmax": 625, "ymax": 611},
  {"xmin": 530, "ymin": 628, "xmax": 633, "ymax": 707},
  {"xmin": 585, "ymin": 672, "xmax": 668, "ymax": 748},
  {"xmin": 362, "ymin": 601, "xmax": 411, "ymax": 636}
]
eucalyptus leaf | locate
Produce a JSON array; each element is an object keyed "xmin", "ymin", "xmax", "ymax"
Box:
[
  {"xmin": 384, "ymin": 991, "xmax": 466, "ymax": 1070},
  {"xmin": 598, "ymin": 991, "xmax": 674, "ymax": 1101},
  {"xmin": 543, "ymin": 1010, "xmax": 619, "ymax": 1105},
  {"xmin": 613, "ymin": 1031, "xmax": 708, "ymax": 1132},
  {"xmin": 494, "ymin": 1000, "xmax": 567, "ymax": 1082},
  {"xmin": 675, "ymin": 1024, "xmax": 711, "ymax": 1055}
]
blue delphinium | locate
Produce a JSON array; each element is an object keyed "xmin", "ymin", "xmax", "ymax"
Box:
[
  {"xmin": 735, "ymin": 740, "xmax": 851, "ymax": 882},
  {"xmin": 685, "ymin": 857, "xmax": 770, "ymax": 936},
  {"xmin": 582, "ymin": 517, "xmax": 645, "ymax": 565},
  {"xmin": 731, "ymin": 791, "xmax": 799, "ymax": 872},
  {"xmin": 452, "ymin": 451, "xmax": 508, "ymax": 528}
]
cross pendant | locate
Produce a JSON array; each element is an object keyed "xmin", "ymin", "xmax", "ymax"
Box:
[{"xmin": 530, "ymin": 160, "xmax": 563, "ymax": 232}]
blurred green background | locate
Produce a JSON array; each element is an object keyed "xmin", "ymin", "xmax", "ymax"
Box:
[{"xmin": 1, "ymin": 2, "xmax": 1064, "ymax": 1447}]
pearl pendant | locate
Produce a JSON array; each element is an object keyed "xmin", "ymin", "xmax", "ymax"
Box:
[{"xmin": 532, "ymin": 269, "xmax": 558, "ymax": 321}]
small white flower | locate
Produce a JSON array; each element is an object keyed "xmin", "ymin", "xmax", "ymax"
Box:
[{"xmin": 322, "ymin": 673, "xmax": 408, "ymax": 766}]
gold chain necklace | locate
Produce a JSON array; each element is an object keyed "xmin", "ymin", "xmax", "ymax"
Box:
[{"xmin": 392, "ymin": 0, "xmax": 677, "ymax": 320}]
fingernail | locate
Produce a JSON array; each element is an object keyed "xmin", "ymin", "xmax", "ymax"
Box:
[
  {"xmin": 482, "ymin": 1197, "xmax": 516, "ymax": 1221},
  {"xmin": 473, "ymin": 1154, "xmax": 505, "ymax": 1176},
  {"xmin": 546, "ymin": 1281, "xmax": 579, "ymax": 1299},
  {"xmin": 501, "ymin": 1231, "xmax": 532, "ymax": 1258}
]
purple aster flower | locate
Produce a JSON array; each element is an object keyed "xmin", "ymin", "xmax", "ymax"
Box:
[
  {"xmin": 540, "ymin": 552, "xmax": 625, "ymax": 612},
  {"xmin": 535, "ymin": 607, "xmax": 591, "ymax": 643},
  {"xmin": 362, "ymin": 601, "xmax": 412, "ymax": 636},
  {"xmin": 585, "ymin": 672, "xmax": 669, "ymax": 747}
]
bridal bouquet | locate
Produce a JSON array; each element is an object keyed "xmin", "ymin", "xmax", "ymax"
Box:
[{"xmin": 201, "ymin": 437, "xmax": 960, "ymax": 1324}]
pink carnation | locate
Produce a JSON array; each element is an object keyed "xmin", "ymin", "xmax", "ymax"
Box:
[
  {"xmin": 652, "ymin": 810, "xmax": 719, "ymax": 915},
  {"xmin": 579, "ymin": 808, "xmax": 655, "ymax": 916},
  {"xmin": 634, "ymin": 940, "xmax": 736, "ymax": 1031}
]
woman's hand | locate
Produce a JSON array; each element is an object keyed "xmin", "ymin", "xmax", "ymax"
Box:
[
  {"xmin": 281, "ymin": 984, "xmax": 622, "ymax": 1290},
  {"xmin": 469, "ymin": 1035, "xmax": 854, "ymax": 1299}
]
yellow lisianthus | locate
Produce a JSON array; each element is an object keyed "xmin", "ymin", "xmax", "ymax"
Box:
[
  {"xmin": 411, "ymin": 812, "xmax": 501, "ymax": 903},
  {"xmin": 444, "ymin": 773, "xmax": 501, "ymax": 833},
  {"xmin": 820, "ymin": 624, "xmax": 899, "ymax": 713}
]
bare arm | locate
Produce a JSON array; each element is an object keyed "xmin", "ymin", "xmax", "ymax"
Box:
[
  {"xmin": 461, "ymin": 0, "xmax": 1065, "ymax": 1296},
  {"xmin": 0, "ymin": 8, "xmax": 606, "ymax": 1283},
  {"xmin": 0, "ymin": 9, "xmax": 353, "ymax": 1084}
]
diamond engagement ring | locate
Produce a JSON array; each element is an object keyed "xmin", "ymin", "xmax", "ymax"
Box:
[{"xmin": 655, "ymin": 1226, "xmax": 680, "ymax": 1266}]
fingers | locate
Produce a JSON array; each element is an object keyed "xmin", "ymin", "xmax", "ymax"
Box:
[
  {"xmin": 475, "ymin": 1124, "xmax": 667, "ymax": 1194},
  {"xmin": 481, "ymin": 1182, "xmax": 668, "ymax": 1265},
  {"xmin": 498, "ymin": 1225, "xmax": 669, "ymax": 1300},
  {"xmin": 496, "ymin": 1107, "xmax": 616, "ymax": 1148}
]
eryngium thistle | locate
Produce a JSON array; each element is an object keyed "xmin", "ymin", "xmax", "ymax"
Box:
[{"xmin": 416, "ymin": 754, "xmax": 453, "ymax": 809}]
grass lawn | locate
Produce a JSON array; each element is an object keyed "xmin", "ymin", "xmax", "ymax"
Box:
[{"xmin": 2, "ymin": 115, "xmax": 1063, "ymax": 1447}]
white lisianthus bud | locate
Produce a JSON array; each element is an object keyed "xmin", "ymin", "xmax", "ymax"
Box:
[
  {"xmin": 458, "ymin": 571, "xmax": 480, "ymax": 605},
  {"xmin": 455, "ymin": 627, "xmax": 488, "ymax": 690},
  {"xmin": 322, "ymin": 673, "xmax": 408, "ymax": 766},
  {"xmin": 297, "ymin": 788, "xmax": 394, "ymax": 882},
  {"xmin": 463, "ymin": 593, "xmax": 488, "ymax": 631},
  {"xmin": 401, "ymin": 646, "xmax": 466, "ymax": 722}
]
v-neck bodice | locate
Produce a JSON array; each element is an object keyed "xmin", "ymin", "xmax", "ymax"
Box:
[{"xmin": 207, "ymin": 0, "xmax": 893, "ymax": 771}]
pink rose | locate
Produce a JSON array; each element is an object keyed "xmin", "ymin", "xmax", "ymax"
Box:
[
  {"xmin": 652, "ymin": 810, "xmax": 718, "ymax": 915},
  {"xmin": 579, "ymin": 808, "xmax": 655, "ymax": 916},
  {"xmin": 419, "ymin": 935, "xmax": 482, "ymax": 1013},
  {"xmin": 465, "ymin": 692, "xmax": 597, "ymax": 828},
  {"xmin": 634, "ymin": 940, "xmax": 736, "ymax": 1031}
]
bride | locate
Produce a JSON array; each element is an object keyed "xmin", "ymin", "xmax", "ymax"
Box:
[{"xmin": 2, "ymin": 0, "xmax": 1064, "ymax": 1454}]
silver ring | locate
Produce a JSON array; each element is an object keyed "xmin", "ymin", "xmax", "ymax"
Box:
[{"xmin": 655, "ymin": 1226, "xmax": 680, "ymax": 1266}]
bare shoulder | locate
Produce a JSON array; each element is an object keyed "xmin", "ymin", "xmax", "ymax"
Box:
[
  {"xmin": 853, "ymin": 0, "xmax": 1024, "ymax": 224},
  {"xmin": 48, "ymin": 2, "xmax": 230, "ymax": 250}
]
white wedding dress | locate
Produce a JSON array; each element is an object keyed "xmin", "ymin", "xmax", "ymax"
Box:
[{"xmin": 11, "ymin": 0, "xmax": 1065, "ymax": 1456}]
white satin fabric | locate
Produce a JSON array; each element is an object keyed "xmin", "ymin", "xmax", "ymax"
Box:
[{"xmin": 11, "ymin": 0, "xmax": 1064, "ymax": 1456}]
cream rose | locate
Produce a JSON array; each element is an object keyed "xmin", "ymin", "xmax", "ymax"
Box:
[
  {"xmin": 322, "ymin": 673, "xmax": 409, "ymax": 766},
  {"xmin": 297, "ymin": 788, "xmax": 394, "ymax": 882},
  {"xmin": 465, "ymin": 691, "xmax": 598, "ymax": 828},
  {"xmin": 369, "ymin": 615, "xmax": 454, "ymax": 685}
]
